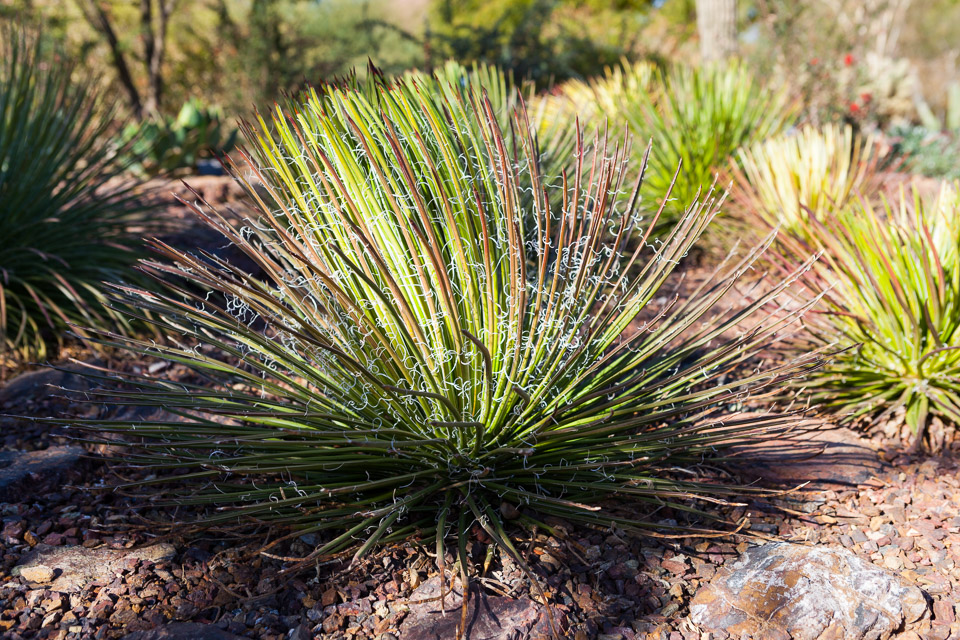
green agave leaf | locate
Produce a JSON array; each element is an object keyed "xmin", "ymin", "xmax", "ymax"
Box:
[{"xmin": 905, "ymin": 393, "xmax": 930, "ymax": 435}]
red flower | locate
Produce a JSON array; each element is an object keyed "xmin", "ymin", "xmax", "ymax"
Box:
[
  {"xmin": 810, "ymin": 57, "xmax": 819, "ymax": 66},
  {"xmin": 844, "ymin": 53, "xmax": 855, "ymax": 66},
  {"xmin": 849, "ymin": 102, "xmax": 861, "ymax": 114},
  {"xmin": 860, "ymin": 92, "xmax": 872, "ymax": 103}
]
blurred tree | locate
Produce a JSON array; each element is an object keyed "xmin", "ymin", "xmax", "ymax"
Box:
[
  {"xmin": 695, "ymin": 0, "xmax": 737, "ymax": 61},
  {"xmin": 76, "ymin": 0, "xmax": 178, "ymax": 120},
  {"xmin": 1, "ymin": 0, "xmax": 423, "ymax": 119},
  {"xmin": 428, "ymin": 0, "xmax": 656, "ymax": 86}
]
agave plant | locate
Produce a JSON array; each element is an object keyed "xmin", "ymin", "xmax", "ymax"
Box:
[
  {"xmin": 624, "ymin": 62, "xmax": 792, "ymax": 231},
  {"xmin": 555, "ymin": 59, "xmax": 659, "ymax": 129},
  {"xmin": 782, "ymin": 184, "xmax": 960, "ymax": 450},
  {"xmin": 0, "ymin": 25, "xmax": 154, "ymax": 362},
  {"xmin": 728, "ymin": 124, "xmax": 884, "ymax": 234},
  {"xmin": 85, "ymin": 73, "xmax": 819, "ymax": 596}
]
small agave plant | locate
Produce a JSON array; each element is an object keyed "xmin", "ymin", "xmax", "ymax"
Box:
[
  {"xmin": 728, "ymin": 124, "xmax": 883, "ymax": 235},
  {"xmin": 626, "ymin": 62, "xmax": 793, "ymax": 231},
  {"xmin": 553, "ymin": 59, "xmax": 659, "ymax": 130},
  {"xmin": 778, "ymin": 184, "xmax": 960, "ymax": 451},
  {"xmin": 0, "ymin": 24, "xmax": 154, "ymax": 362},
  {"xmin": 84, "ymin": 70, "xmax": 819, "ymax": 610}
]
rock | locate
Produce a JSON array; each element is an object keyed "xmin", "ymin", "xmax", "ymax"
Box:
[
  {"xmin": 19, "ymin": 564, "xmax": 55, "ymax": 583},
  {"xmin": 729, "ymin": 426, "xmax": 888, "ymax": 490},
  {"xmin": 14, "ymin": 543, "xmax": 176, "ymax": 593},
  {"xmin": 119, "ymin": 622, "xmax": 246, "ymax": 640},
  {"xmin": 689, "ymin": 542, "xmax": 928, "ymax": 640},
  {"xmin": 289, "ymin": 624, "xmax": 312, "ymax": 640},
  {"xmin": 0, "ymin": 446, "xmax": 83, "ymax": 499},
  {"xmin": 399, "ymin": 574, "xmax": 559, "ymax": 640},
  {"xmin": 0, "ymin": 361, "xmax": 98, "ymax": 406}
]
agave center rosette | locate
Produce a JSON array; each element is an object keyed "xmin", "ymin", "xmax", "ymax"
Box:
[
  {"xmin": 788, "ymin": 183, "xmax": 960, "ymax": 447},
  {"xmin": 88, "ymin": 73, "xmax": 819, "ymax": 570}
]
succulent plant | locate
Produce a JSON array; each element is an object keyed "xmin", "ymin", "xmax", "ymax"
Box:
[
  {"xmin": 118, "ymin": 98, "xmax": 239, "ymax": 176},
  {"xmin": 0, "ymin": 24, "xmax": 154, "ymax": 361},
  {"xmin": 79, "ymin": 70, "xmax": 819, "ymax": 609},
  {"xmin": 728, "ymin": 124, "xmax": 884, "ymax": 234},
  {"xmin": 778, "ymin": 184, "xmax": 960, "ymax": 450}
]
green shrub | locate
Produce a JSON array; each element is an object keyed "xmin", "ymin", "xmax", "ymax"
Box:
[
  {"xmin": 87, "ymin": 73, "xmax": 819, "ymax": 579},
  {"xmin": 780, "ymin": 184, "xmax": 960, "ymax": 450},
  {"xmin": 890, "ymin": 81, "xmax": 960, "ymax": 180},
  {"xmin": 624, "ymin": 62, "xmax": 793, "ymax": 231},
  {"xmin": 426, "ymin": 0, "xmax": 648, "ymax": 89},
  {"xmin": 0, "ymin": 25, "xmax": 153, "ymax": 361},
  {"xmin": 889, "ymin": 126, "xmax": 960, "ymax": 180},
  {"xmin": 118, "ymin": 98, "xmax": 239, "ymax": 177}
]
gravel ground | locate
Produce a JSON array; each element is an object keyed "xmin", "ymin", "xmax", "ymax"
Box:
[{"xmin": 4, "ymin": 399, "xmax": 960, "ymax": 640}]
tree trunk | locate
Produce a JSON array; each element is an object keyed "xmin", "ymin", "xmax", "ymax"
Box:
[
  {"xmin": 696, "ymin": 0, "xmax": 738, "ymax": 62},
  {"xmin": 78, "ymin": 0, "xmax": 144, "ymax": 119}
]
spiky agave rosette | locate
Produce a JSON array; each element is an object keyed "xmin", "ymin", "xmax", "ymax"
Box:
[
  {"xmin": 334, "ymin": 59, "xmax": 579, "ymax": 216},
  {"xmin": 0, "ymin": 25, "xmax": 157, "ymax": 362},
  {"xmin": 727, "ymin": 124, "xmax": 884, "ymax": 236},
  {"xmin": 82, "ymin": 76, "xmax": 820, "ymax": 582},
  {"xmin": 778, "ymin": 184, "xmax": 960, "ymax": 450}
]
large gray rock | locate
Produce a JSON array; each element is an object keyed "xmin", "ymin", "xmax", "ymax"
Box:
[
  {"xmin": 13, "ymin": 543, "xmax": 176, "ymax": 592},
  {"xmin": 0, "ymin": 446, "xmax": 83, "ymax": 500},
  {"xmin": 689, "ymin": 542, "xmax": 928, "ymax": 640},
  {"xmin": 120, "ymin": 622, "xmax": 247, "ymax": 640},
  {"xmin": 399, "ymin": 575, "xmax": 558, "ymax": 640}
]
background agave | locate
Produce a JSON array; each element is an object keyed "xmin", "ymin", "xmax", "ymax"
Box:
[
  {"xmin": 781, "ymin": 184, "xmax": 960, "ymax": 449},
  {"xmin": 0, "ymin": 25, "xmax": 153, "ymax": 363},
  {"xmin": 86, "ymin": 73, "xmax": 819, "ymax": 586},
  {"xmin": 624, "ymin": 62, "xmax": 793, "ymax": 232},
  {"xmin": 728, "ymin": 124, "xmax": 884, "ymax": 234}
]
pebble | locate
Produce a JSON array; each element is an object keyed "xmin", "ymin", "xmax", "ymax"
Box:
[{"xmin": 19, "ymin": 565, "xmax": 54, "ymax": 583}]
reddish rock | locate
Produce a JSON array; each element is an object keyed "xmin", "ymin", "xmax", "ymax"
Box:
[
  {"xmin": 660, "ymin": 559, "xmax": 688, "ymax": 575},
  {"xmin": 120, "ymin": 622, "xmax": 245, "ymax": 640},
  {"xmin": 933, "ymin": 599, "xmax": 955, "ymax": 625},
  {"xmin": 689, "ymin": 543, "xmax": 928, "ymax": 640}
]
